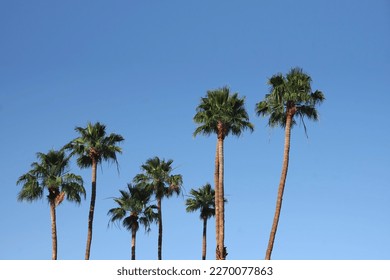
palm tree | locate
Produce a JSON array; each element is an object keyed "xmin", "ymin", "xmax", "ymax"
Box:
[
  {"xmin": 64, "ymin": 121, "xmax": 124, "ymax": 260},
  {"xmin": 185, "ymin": 183, "xmax": 215, "ymax": 260},
  {"xmin": 194, "ymin": 86, "xmax": 254, "ymax": 259},
  {"xmin": 108, "ymin": 183, "xmax": 157, "ymax": 260},
  {"xmin": 16, "ymin": 149, "xmax": 85, "ymax": 260},
  {"xmin": 133, "ymin": 157, "xmax": 183, "ymax": 260},
  {"xmin": 256, "ymin": 67, "xmax": 325, "ymax": 260}
]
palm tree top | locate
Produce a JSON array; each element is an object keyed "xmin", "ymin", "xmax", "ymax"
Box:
[
  {"xmin": 17, "ymin": 149, "xmax": 85, "ymax": 204},
  {"xmin": 256, "ymin": 67, "xmax": 325, "ymax": 129},
  {"xmin": 140, "ymin": 157, "xmax": 174, "ymax": 177},
  {"xmin": 108, "ymin": 183, "xmax": 156, "ymax": 233},
  {"xmin": 134, "ymin": 156, "xmax": 183, "ymax": 199},
  {"xmin": 193, "ymin": 86, "xmax": 254, "ymax": 139},
  {"xmin": 64, "ymin": 121, "xmax": 124, "ymax": 169},
  {"xmin": 186, "ymin": 183, "xmax": 215, "ymax": 220}
]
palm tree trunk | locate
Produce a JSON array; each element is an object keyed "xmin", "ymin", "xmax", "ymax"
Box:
[
  {"xmin": 265, "ymin": 110, "xmax": 294, "ymax": 260},
  {"xmin": 217, "ymin": 135, "xmax": 226, "ymax": 260},
  {"xmin": 131, "ymin": 227, "xmax": 136, "ymax": 260},
  {"xmin": 49, "ymin": 199, "xmax": 57, "ymax": 260},
  {"xmin": 214, "ymin": 140, "xmax": 220, "ymax": 259},
  {"xmin": 157, "ymin": 197, "xmax": 163, "ymax": 260},
  {"xmin": 202, "ymin": 217, "xmax": 207, "ymax": 260},
  {"xmin": 85, "ymin": 158, "xmax": 97, "ymax": 260}
]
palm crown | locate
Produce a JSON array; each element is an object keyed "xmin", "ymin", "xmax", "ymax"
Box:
[
  {"xmin": 108, "ymin": 184, "xmax": 157, "ymax": 233},
  {"xmin": 134, "ymin": 157, "xmax": 183, "ymax": 199},
  {"xmin": 186, "ymin": 183, "xmax": 215, "ymax": 220},
  {"xmin": 256, "ymin": 67, "xmax": 325, "ymax": 130},
  {"xmin": 193, "ymin": 86, "xmax": 254, "ymax": 139},
  {"xmin": 17, "ymin": 149, "xmax": 85, "ymax": 204},
  {"xmin": 65, "ymin": 122, "xmax": 124, "ymax": 168}
]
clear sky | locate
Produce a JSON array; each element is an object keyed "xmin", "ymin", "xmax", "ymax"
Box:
[{"xmin": 1, "ymin": 0, "xmax": 389, "ymax": 260}]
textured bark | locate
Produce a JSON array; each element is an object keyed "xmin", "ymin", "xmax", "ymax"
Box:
[
  {"xmin": 214, "ymin": 140, "xmax": 220, "ymax": 259},
  {"xmin": 157, "ymin": 197, "xmax": 163, "ymax": 260},
  {"xmin": 217, "ymin": 135, "xmax": 226, "ymax": 260},
  {"xmin": 216, "ymin": 121, "xmax": 227, "ymax": 260},
  {"xmin": 85, "ymin": 157, "xmax": 97, "ymax": 260},
  {"xmin": 49, "ymin": 199, "xmax": 57, "ymax": 260},
  {"xmin": 131, "ymin": 226, "xmax": 136, "ymax": 260},
  {"xmin": 202, "ymin": 217, "xmax": 207, "ymax": 260},
  {"xmin": 265, "ymin": 108, "xmax": 295, "ymax": 260}
]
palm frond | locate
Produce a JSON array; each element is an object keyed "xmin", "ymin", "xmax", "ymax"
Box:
[{"xmin": 17, "ymin": 173, "xmax": 43, "ymax": 202}]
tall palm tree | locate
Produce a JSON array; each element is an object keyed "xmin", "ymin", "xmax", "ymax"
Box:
[
  {"xmin": 185, "ymin": 183, "xmax": 215, "ymax": 260},
  {"xmin": 194, "ymin": 86, "xmax": 254, "ymax": 259},
  {"xmin": 108, "ymin": 183, "xmax": 157, "ymax": 260},
  {"xmin": 16, "ymin": 149, "xmax": 85, "ymax": 260},
  {"xmin": 64, "ymin": 121, "xmax": 124, "ymax": 260},
  {"xmin": 133, "ymin": 157, "xmax": 183, "ymax": 260},
  {"xmin": 256, "ymin": 67, "xmax": 325, "ymax": 260}
]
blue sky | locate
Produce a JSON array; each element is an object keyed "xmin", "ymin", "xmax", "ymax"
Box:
[{"xmin": 1, "ymin": 0, "xmax": 389, "ymax": 260}]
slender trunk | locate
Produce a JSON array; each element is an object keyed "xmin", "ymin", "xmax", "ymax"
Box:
[
  {"xmin": 265, "ymin": 110, "xmax": 294, "ymax": 260},
  {"xmin": 217, "ymin": 136, "xmax": 226, "ymax": 260},
  {"xmin": 49, "ymin": 199, "xmax": 57, "ymax": 260},
  {"xmin": 202, "ymin": 217, "xmax": 207, "ymax": 260},
  {"xmin": 85, "ymin": 158, "xmax": 97, "ymax": 260},
  {"xmin": 157, "ymin": 197, "xmax": 163, "ymax": 260},
  {"xmin": 131, "ymin": 226, "xmax": 136, "ymax": 260},
  {"xmin": 214, "ymin": 140, "xmax": 220, "ymax": 259}
]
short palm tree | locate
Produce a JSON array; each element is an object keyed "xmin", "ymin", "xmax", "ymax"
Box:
[
  {"xmin": 108, "ymin": 183, "xmax": 157, "ymax": 260},
  {"xmin": 185, "ymin": 183, "xmax": 215, "ymax": 260},
  {"xmin": 64, "ymin": 121, "xmax": 124, "ymax": 260},
  {"xmin": 16, "ymin": 149, "xmax": 85, "ymax": 260},
  {"xmin": 133, "ymin": 157, "xmax": 183, "ymax": 260},
  {"xmin": 255, "ymin": 67, "xmax": 325, "ymax": 260},
  {"xmin": 194, "ymin": 86, "xmax": 254, "ymax": 259}
]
